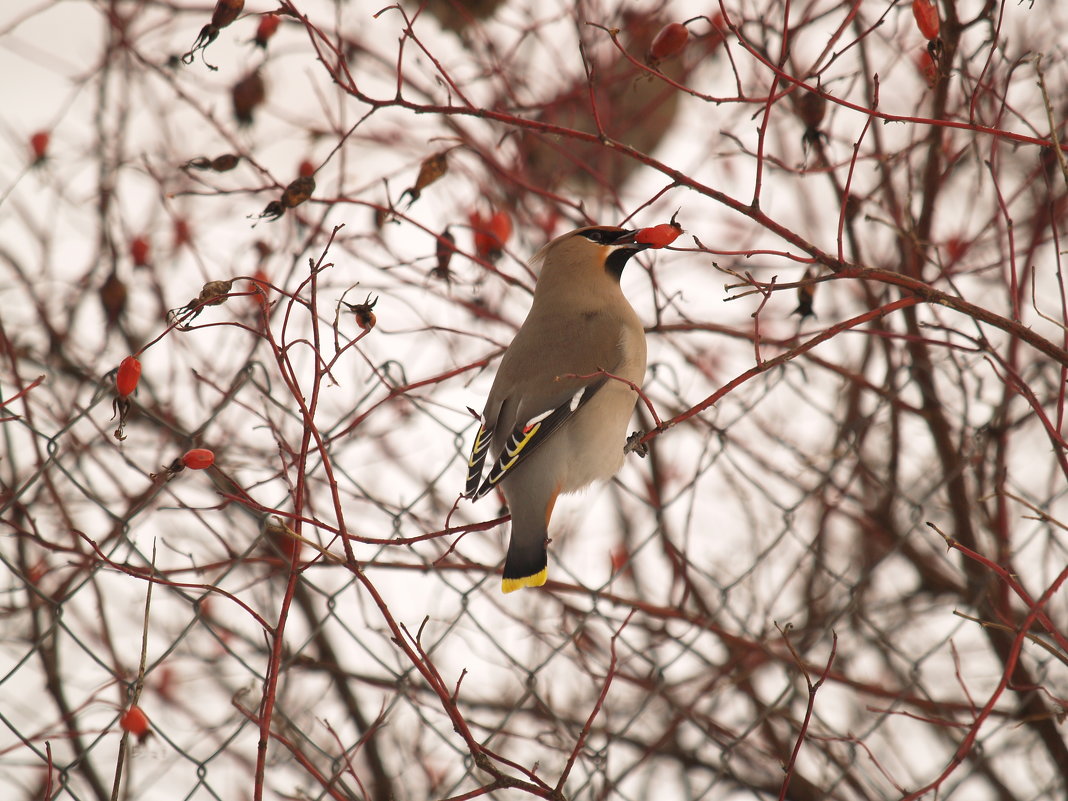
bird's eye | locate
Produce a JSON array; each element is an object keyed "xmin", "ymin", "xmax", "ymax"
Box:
[{"xmin": 580, "ymin": 228, "xmax": 615, "ymax": 245}]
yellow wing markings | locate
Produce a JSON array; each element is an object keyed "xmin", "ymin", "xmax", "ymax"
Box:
[{"xmin": 469, "ymin": 377, "xmax": 608, "ymax": 500}]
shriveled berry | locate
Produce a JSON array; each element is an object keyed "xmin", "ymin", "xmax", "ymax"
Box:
[
  {"xmin": 433, "ymin": 228, "xmax": 456, "ymax": 282},
  {"xmin": 280, "ymin": 175, "xmax": 315, "ymax": 209},
  {"xmin": 99, "ymin": 271, "xmax": 128, "ymax": 328},
  {"xmin": 198, "ymin": 279, "xmax": 233, "ymax": 306},
  {"xmin": 210, "ymin": 0, "xmax": 243, "ymax": 29},
  {"xmin": 797, "ymin": 90, "xmax": 826, "ymax": 130},
  {"xmin": 259, "ymin": 200, "xmax": 285, "ymax": 221},
  {"xmin": 210, "ymin": 154, "xmax": 240, "ymax": 172},
  {"xmin": 232, "ymin": 71, "xmax": 265, "ymax": 126},
  {"xmin": 403, "ymin": 152, "xmax": 449, "ymax": 205},
  {"xmin": 793, "ymin": 269, "xmax": 817, "ymax": 320},
  {"xmin": 343, "ymin": 294, "xmax": 378, "ymax": 331}
]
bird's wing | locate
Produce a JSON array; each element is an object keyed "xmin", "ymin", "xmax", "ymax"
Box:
[
  {"xmin": 464, "ymin": 309, "xmax": 626, "ymax": 499},
  {"xmin": 464, "ymin": 422, "xmax": 495, "ymax": 498},
  {"xmin": 470, "ymin": 375, "xmax": 608, "ymax": 500}
]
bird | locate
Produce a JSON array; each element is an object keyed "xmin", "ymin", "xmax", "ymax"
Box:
[{"xmin": 464, "ymin": 226, "xmax": 650, "ymax": 593}]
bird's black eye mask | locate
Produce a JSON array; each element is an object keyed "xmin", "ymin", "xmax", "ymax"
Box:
[{"xmin": 580, "ymin": 228, "xmax": 631, "ymax": 245}]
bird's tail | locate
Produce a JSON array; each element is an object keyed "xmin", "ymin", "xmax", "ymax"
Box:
[
  {"xmin": 500, "ymin": 474, "xmax": 559, "ymax": 593},
  {"xmin": 502, "ymin": 526, "xmax": 548, "ymax": 593},
  {"xmin": 501, "ymin": 494, "xmax": 555, "ymax": 593}
]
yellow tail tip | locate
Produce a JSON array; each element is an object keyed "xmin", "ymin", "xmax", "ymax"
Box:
[{"xmin": 501, "ymin": 568, "xmax": 548, "ymax": 594}]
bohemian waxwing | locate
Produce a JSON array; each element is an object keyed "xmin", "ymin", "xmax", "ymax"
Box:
[{"xmin": 464, "ymin": 226, "xmax": 650, "ymax": 592}]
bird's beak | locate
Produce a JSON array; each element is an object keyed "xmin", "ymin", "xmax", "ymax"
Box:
[{"xmin": 608, "ymin": 229, "xmax": 650, "ymax": 249}]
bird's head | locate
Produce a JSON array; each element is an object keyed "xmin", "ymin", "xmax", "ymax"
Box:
[{"xmin": 535, "ymin": 226, "xmax": 651, "ymax": 286}]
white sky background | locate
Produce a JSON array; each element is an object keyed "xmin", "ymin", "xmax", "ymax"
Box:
[{"xmin": 1, "ymin": 1, "xmax": 1067, "ymax": 800}]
